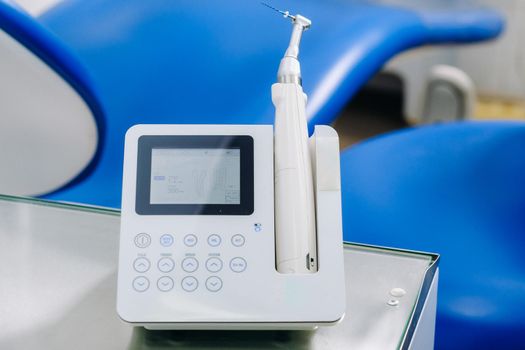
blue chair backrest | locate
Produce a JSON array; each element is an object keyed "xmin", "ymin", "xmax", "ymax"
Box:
[{"xmin": 11, "ymin": 0, "xmax": 505, "ymax": 206}]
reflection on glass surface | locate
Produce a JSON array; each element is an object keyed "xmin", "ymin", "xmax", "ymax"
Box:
[{"xmin": 129, "ymin": 328, "xmax": 315, "ymax": 350}]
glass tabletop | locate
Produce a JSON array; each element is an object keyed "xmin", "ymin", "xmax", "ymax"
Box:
[{"xmin": 0, "ymin": 195, "xmax": 437, "ymax": 349}]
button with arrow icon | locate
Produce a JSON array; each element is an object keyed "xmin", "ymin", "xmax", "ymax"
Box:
[
  {"xmin": 205, "ymin": 257, "xmax": 223, "ymax": 273},
  {"xmin": 206, "ymin": 276, "xmax": 223, "ymax": 292},
  {"xmin": 133, "ymin": 257, "xmax": 150, "ymax": 273},
  {"xmin": 132, "ymin": 276, "xmax": 149, "ymax": 292},
  {"xmin": 182, "ymin": 257, "xmax": 199, "ymax": 273},
  {"xmin": 157, "ymin": 276, "xmax": 174, "ymax": 292},
  {"xmin": 157, "ymin": 257, "xmax": 175, "ymax": 273},
  {"xmin": 181, "ymin": 276, "xmax": 198, "ymax": 292}
]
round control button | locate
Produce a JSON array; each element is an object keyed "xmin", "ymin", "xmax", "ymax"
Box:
[
  {"xmin": 158, "ymin": 257, "xmax": 175, "ymax": 273},
  {"xmin": 231, "ymin": 234, "xmax": 245, "ymax": 247},
  {"xmin": 160, "ymin": 234, "xmax": 174, "ymax": 247},
  {"xmin": 157, "ymin": 276, "xmax": 174, "ymax": 292},
  {"xmin": 133, "ymin": 257, "xmax": 150, "ymax": 273},
  {"xmin": 230, "ymin": 257, "xmax": 247, "ymax": 273},
  {"xmin": 132, "ymin": 276, "xmax": 150, "ymax": 292},
  {"xmin": 207, "ymin": 234, "xmax": 222, "ymax": 247},
  {"xmin": 134, "ymin": 233, "xmax": 151, "ymax": 248},
  {"xmin": 206, "ymin": 276, "xmax": 223, "ymax": 292},
  {"xmin": 205, "ymin": 257, "xmax": 223, "ymax": 273},
  {"xmin": 183, "ymin": 234, "xmax": 198, "ymax": 247},
  {"xmin": 181, "ymin": 257, "xmax": 199, "ymax": 273},
  {"xmin": 181, "ymin": 276, "xmax": 198, "ymax": 292}
]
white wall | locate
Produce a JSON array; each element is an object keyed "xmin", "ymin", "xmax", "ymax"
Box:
[
  {"xmin": 452, "ymin": 0, "xmax": 525, "ymax": 99},
  {"xmin": 388, "ymin": 0, "xmax": 525, "ymax": 101}
]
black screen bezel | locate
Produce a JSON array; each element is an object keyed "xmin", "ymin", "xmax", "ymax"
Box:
[{"xmin": 135, "ymin": 135, "xmax": 254, "ymax": 215}]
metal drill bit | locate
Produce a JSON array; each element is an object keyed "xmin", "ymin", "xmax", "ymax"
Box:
[{"xmin": 261, "ymin": 2, "xmax": 296, "ymax": 21}]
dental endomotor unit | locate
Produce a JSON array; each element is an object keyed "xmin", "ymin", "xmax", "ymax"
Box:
[{"xmin": 117, "ymin": 7, "xmax": 345, "ymax": 330}]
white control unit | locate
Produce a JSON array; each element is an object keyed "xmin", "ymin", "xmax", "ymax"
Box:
[{"xmin": 117, "ymin": 124, "xmax": 346, "ymax": 329}]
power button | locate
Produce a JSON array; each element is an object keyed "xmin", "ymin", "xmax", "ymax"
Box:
[{"xmin": 134, "ymin": 233, "xmax": 151, "ymax": 248}]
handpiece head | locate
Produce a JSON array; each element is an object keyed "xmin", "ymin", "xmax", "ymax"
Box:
[
  {"xmin": 292, "ymin": 14, "xmax": 311, "ymax": 31},
  {"xmin": 261, "ymin": 3, "xmax": 311, "ymax": 32},
  {"xmin": 261, "ymin": 3, "xmax": 312, "ymax": 85}
]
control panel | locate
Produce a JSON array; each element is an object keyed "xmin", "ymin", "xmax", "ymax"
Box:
[
  {"xmin": 117, "ymin": 124, "xmax": 275, "ymax": 324},
  {"xmin": 128, "ymin": 231, "xmax": 248, "ymax": 294}
]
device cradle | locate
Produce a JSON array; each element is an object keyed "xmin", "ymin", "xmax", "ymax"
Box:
[{"xmin": 117, "ymin": 124, "xmax": 345, "ymax": 330}]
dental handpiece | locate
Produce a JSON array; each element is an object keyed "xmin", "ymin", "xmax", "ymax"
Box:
[{"xmin": 266, "ymin": 5, "xmax": 317, "ymax": 274}]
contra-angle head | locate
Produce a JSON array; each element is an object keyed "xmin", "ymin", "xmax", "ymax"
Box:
[{"xmin": 262, "ymin": 3, "xmax": 312, "ymax": 85}]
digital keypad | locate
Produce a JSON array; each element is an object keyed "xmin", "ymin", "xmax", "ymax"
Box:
[{"xmin": 131, "ymin": 233, "xmax": 247, "ymax": 293}]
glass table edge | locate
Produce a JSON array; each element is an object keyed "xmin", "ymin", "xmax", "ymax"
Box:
[
  {"xmin": 0, "ymin": 193, "xmax": 120, "ymax": 216},
  {"xmin": 342, "ymin": 242, "xmax": 440, "ymax": 349}
]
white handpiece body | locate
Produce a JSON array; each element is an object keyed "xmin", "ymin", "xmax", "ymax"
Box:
[{"xmin": 273, "ymin": 82, "xmax": 317, "ymax": 274}]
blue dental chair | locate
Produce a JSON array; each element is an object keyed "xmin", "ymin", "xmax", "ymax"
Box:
[
  {"xmin": 341, "ymin": 121, "xmax": 525, "ymax": 349},
  {"xmin": 25, "ymin": 0, "xmax": 501, "ymax": 207}
]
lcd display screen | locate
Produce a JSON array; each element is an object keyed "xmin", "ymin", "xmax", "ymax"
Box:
[
  {"xmin": 136, "ymin": 135, "xmax": 253, "ymax": 215},
  {"xmin": 150, "ymin": 148, "xmax": 241, "ymax": 205}
]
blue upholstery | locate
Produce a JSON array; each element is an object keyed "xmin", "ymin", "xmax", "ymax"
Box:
[
  {"xmin": 33, "ymin": 0, "xmax": 503, "ymax": 207},
  {"xmin": 341, "ymin": 121, "xmax": 525, "ymax": 349}
]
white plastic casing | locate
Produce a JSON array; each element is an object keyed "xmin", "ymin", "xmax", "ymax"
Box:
[{"xmin": 117, "ymin": 124, "xmax": 345, "ymax": 329}]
